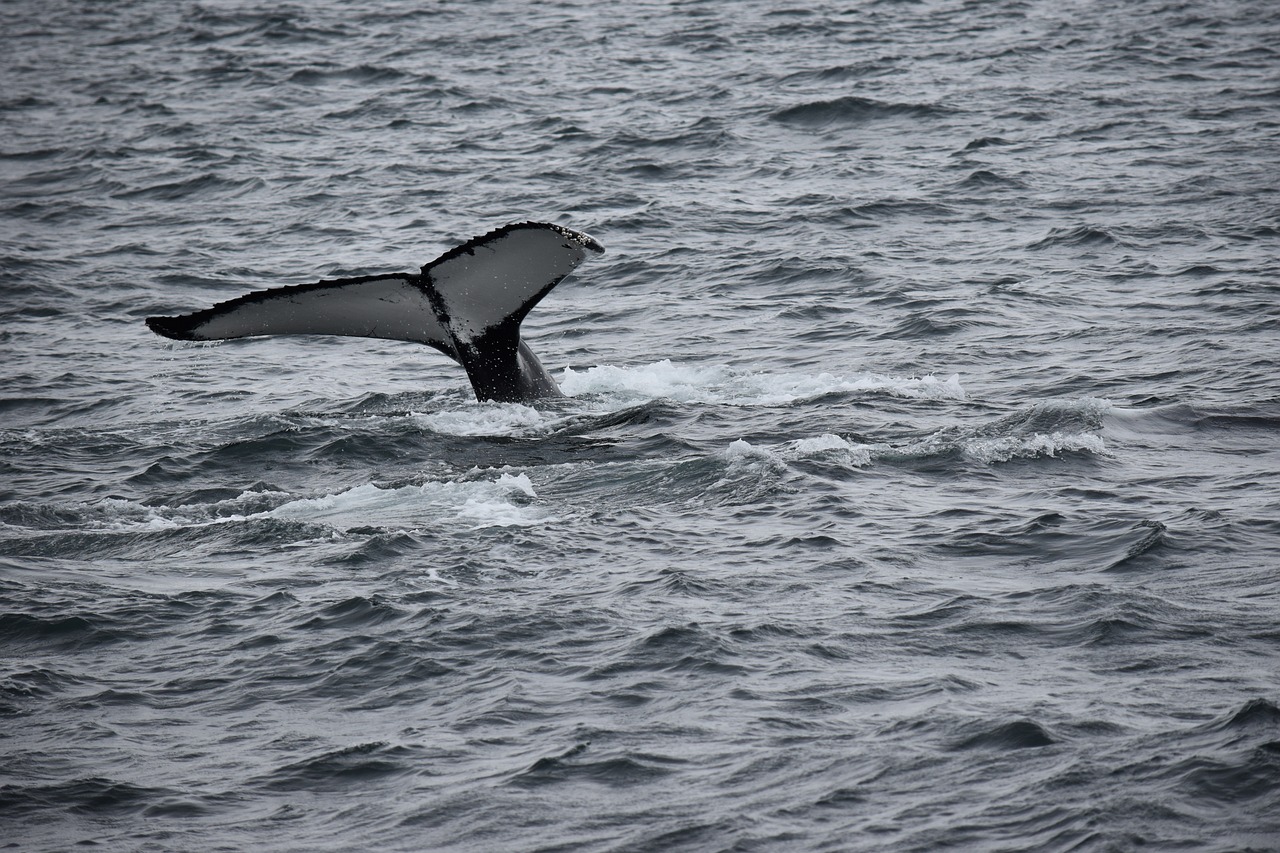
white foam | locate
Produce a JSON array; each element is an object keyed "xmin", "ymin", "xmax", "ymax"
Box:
[
  {"xmin": 963, "ymin": 432, "xmax": 1106, "ymax": 463},
  {"xmin": 82, "ymin": 496, "xmax": 219, "ymax": 532},
  {"xmin": 723, "ymin": 438, "xmax": 775, "ymax": 462},
  {"xmin": 559, "ymin": 360, "xmax": 730, "ymax": 402},
  {"xmin": 77, "ymin": 473, "xmax": 545, "ymax": 536},
  {"xmin": 85, "ymin": 486, "xmax": 297, "ymax": 532},
  {"xmin": 708, "ymin": 439, "xmax": 788, "ymax": 500},
  {"xmin": 792, "ymin": 434, "xmax": 853, "ymax": 453},
  {"xmin": 412, "ymin": 403, "xmax": 556, "ymax": 437},
  {"xmin": 720, "ymin": 423, "xmax": 1099, "ymax": 470},
  {"xmin": 269, "ymin": 472, "xmax": 543, "ymax": 530},
  {"xmin": 558, "ymin": 360, "xmax": 965, "ymax": 405},
  {"xmin": 788, "ymin": 433, "xmax": 874, "ymax": 466},
  {"xmin": 756, "ymin": 370, "xmax": 966, "ymax": 404},
  {"xmin": 101, "ymin": 504, "xmax": 185, "ymax": 531}
]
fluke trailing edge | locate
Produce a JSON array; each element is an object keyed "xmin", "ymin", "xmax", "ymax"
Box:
[{"xmin": 146, "ymin": 222, "xmax": 604, "ymax": 403}]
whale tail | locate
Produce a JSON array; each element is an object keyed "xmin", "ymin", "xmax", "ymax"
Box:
[{"xmin": 145, "ymin": 222, "xmax": 604, "ymax": 403}]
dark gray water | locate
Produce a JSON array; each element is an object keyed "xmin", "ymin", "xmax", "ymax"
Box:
[{"xmin": 3, "ymin": 1, "xmax": 1279, "ymax": 850}]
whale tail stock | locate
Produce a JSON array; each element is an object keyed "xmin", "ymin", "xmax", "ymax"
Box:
[{"xmin": 145, "ymin": 222, "xmax": 604, "ymax": 403}]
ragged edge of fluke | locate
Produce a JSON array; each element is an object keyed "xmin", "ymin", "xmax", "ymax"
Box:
[
  {"xmin": 145, "ymin": 221, "xmax": 604, "ymax": 404},
  {"xmin": 422, "ymin": 221, "xmax": 604, "ymax": 275}
]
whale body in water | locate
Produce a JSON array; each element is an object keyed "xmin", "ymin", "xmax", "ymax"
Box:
[{"xmin": 146, "ymin": 222, "xmax": 604, "ymax": 403}]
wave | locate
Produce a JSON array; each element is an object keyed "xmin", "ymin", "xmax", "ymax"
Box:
[
  {"xmin": 508, "ymin": 742, "xmax": 684, "ymax": 789},
  {"xmin": 0, "ymin": 776, "xmax": 176, "ymax": 818},
  {"xmin": 1109, "ymin": 402, "xmax": 1280, "ymax": 435},
  {"xmin": 961, "ymin": 136, "xmax": 1012, "ymax": 150},
  {"xmin": 112, "ymin": 172, "xmax": 265, "ymax": 202},
  {"xmin": 1027, "ymin": 224, "xmax": 1140, "ymax": 250},
  {"xmin": 771, "ymin": 95, "xmax": 954, "ymax": 128},
  {"xmin": 1211, "ymin": 697, "xmax": 1280, "ymax": 732},
  {"xmin": 269, "ymin": 471, "xmax": 544, "ymax": 531},
  {"xmin": 0, "ymin": 611, "xmax": 138, "ymax": 652},
  {"xmin": 934, "ymin": 514, "xmax": 1170, "ymax": 574},
  {"xmin": 257, "ymin": 742, "xmax": 414, "ymax": 792},
  {"xmin": 950, "ymin": 719, "xmax": 1057, "ymax": 751},
  {"xmin": 891, "ymin": 398, "xmax": 1111, "ymax": 465},
  {"xmin": 286, "ymin": 64, "xmax": 415, "ymax": 86},
  {"xmin": 953, "ymin": 168, "xmax": 1027, "ymax": 190},
  {"xmin": 725, "ymin": 434, "xmax": 873, "ymax": 470},
  {"xmin": 782, "ymin": 62, "xmax": 899, "ymax": 84}
]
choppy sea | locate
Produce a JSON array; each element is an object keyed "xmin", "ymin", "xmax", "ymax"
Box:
[{"xmin": 3, "ymin": 1, "xmax": 1279, "ymax": 850}]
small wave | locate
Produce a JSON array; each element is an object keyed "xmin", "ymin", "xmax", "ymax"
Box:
[
  {"xmin": 287, "ymin": 64, "xmax": 412, "ymax": 85},
  {"xmin": 1180, "ymin": 750, "xmax": 1280, "ymax": 807},
  {"xmin": 961, "ymin": 136, "xmax": 1011, "ymax": 150},
  {"xmin": 771, "ymin": 95, "xmax": 952, "ymax": 128},
  {"xmin": 185, "ymin": 10, "xmax": 349, "ymax": 45},
  {"xmin": 0, "ymin": 612, "xmax": 133, "ymax": 652},
  {"xmin": 559, "ymin": 360, "xmax": 965, "ymax": 405},
  {"xmin": 0, "ymin": 776, "xmax": 174, "ymax": 816},
  {"xmin": 787, "ymin": 61, "xmax": 898, "ymax": 83},
  {"xmin": 588, "ymin": 622, "xmax": 748, "ymax": 679},
  {"xmin": 1105, "ymin": 402, "xmax": 1280, "ymax": 442},
  {"xmin": 1205, "ymin": 698, "xmax": 1280, "ymax": 733},
  {"xmin": 1027, "ymin": 224, "xmax": 1139, "ymax": 250},
  {"xmin": 954, "ymin": 169, "xmax": 1026, "ymax": 189},
  {"xmin": 951, "ymin": 719, "xmax": 1058, "ymax": 751},
  {"xmin": 260, "ymin": 742, "xmax": 412, "ymax": 792},
  {"xmin": 937, "ymin": 516, "xmax": 1173, "ymax": 574},
  {"xmin": 0, "ymin": 96, "xmax": 58, "ymax": 113},
  {"xmin": 891, "ymin": 400, "xmax": 1111, "ymax": 465},
  {"xmin": 877, "ymin": 313, "xmax": 977, "ymax": 339},
  {"xmin": 0, "ymin": 145, "xmax": 63, "ymax": 160},
  {"xmin": 296, "ymin": 596, "xmax": 406, "ymax": 631},
  {"xmin": 1103, "ymin": 520, "xmax": 1167, "ymax": 571},
  {"xmin": 843, "ymin": 198, "xmax": 957, "ymax": 220},
  {"xmin": 0, "ymin": 667, "xmax": 84, "ymax": 703}
]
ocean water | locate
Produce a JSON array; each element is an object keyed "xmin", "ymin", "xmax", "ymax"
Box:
[{"xmin": 3, "ymin": 0, "xmax": 1279, "ymax": 850}]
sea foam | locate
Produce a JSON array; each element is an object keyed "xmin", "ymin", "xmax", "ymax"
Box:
[
  {"xmin": 269, "ymin": 472, "xmax": 543, "ymax": 530},
  {"xmin": 559, "ymin": 360, "xmax": 965, "ymax": 405}
]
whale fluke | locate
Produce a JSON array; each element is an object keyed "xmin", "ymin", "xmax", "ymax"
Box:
[{"xmin": 146, "ymin": 222, "xmax": 604, "ymax": 403}]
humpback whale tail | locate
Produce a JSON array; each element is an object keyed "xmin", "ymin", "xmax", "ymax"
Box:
[{"xmin": 146, "ymin": 222, "xmax": 604, "ymax": 403}]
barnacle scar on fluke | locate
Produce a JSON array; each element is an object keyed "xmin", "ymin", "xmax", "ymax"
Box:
[{"xmin": 146, "ymin": 222, "xmax": 604, "ymax": 403}]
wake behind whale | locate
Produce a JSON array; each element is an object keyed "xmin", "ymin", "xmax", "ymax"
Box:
[{"xmin": 146, "ymin": 222, "xmax": 604, "ymax": 403}]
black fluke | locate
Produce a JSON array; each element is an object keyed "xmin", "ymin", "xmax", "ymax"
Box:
[{"xmin": 145, "ymin": 222, "xmax": 604, "ymax": 403}]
